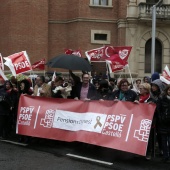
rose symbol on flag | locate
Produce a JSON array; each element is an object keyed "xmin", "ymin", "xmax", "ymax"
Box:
[{"xmin": 119, "ymin": 49, "xmax": 129, "ymax": 60}]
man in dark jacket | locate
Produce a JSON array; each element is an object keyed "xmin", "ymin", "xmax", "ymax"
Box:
[{"xmin": 73, "ymin": 73, "xmax": 97, "ymax": 100}]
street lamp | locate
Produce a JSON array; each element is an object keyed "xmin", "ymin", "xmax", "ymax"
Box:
[{"xmin": 151, "ymin": 0, "xmax": 163, "ymax": 74}]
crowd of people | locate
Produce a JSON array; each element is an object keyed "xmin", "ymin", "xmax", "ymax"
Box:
[{"xmin": 0, "ymin": 71, "xmax": 170, "ymax": 162}]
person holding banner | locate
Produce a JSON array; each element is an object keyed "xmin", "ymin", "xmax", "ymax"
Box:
[
  {"xmin": 108, "ymin": 78, "xmax": 138, "ymax": 102},
  {"xmin": 97, "ymin": 79, "xmax": 112, "ymax": 100},
  {"xmin": 136, "ymin": 83, "xmax": 155, "ymax": 160},
  {"xmin": 18, "ymin": 79, "xmax": 33, "ymax": 143},
  {"xmin": 147, "ymin": 79, "xmax": 165, "ymax": 160},
  {"xmin": 156, "ymin": 84, "xmax": 170, "ymax": 162},
  {"xmin": 73, "ymin": 73, "xmax": 97, "ymax": 100},
  {"xmin": 33, "ymin": 75, "xmax": 51, "ymax": 97}
]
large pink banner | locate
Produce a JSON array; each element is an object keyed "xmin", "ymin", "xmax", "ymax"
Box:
[{"xmin": 17, "ymin": 95, "xmax": 156, "ymax": 156}]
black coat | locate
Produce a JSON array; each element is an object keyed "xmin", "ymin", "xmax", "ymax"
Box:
[
  {"xmin": 108, "ymin": 89, "xmax": 138, "ymax": 102},
  {"xmin": 0, "ymin": 87, "xmax": 11, "ymax": 115},
  {"xmin": 73, "ymin": 82, "xmax": 97, "ymax": 100},
  {"xmin": 156, "ymin": 96, "xmax": 170, "ymax": 133}
]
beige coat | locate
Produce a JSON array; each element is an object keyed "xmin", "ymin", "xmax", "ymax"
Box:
[{"xmin": 33, "ymin": 83, "xmax": 51, "ymax": 97}]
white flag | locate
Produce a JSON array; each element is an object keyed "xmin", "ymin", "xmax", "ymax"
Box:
[{"xmin": 52, "ymin": 71, "xmax": 56, "ymax": 82}]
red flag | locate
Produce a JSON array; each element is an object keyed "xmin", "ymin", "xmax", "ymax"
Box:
[
  {"xmin": 32, "ymin": 58, "xmax": 45, "ymax": 70},
  {"xmin": 65, "ymin": 49, "xmax": 82, "ymax": 57},
  {"xmin": 4, "ymin": 51, "xmax": 32, "ymax": 76},
  {"xmin": 85, "ymin": 46, "xmax": 115, "ymax": 62},
  {"xmin": 65, "ymin": 49, "xmax": 73, "ymax": 55},
  {"xmin": 85, "ymin": 46, "xmax": 132, "ymax": 63},
  {"xmin": 106, "ymin": 46, "xmax": 132, "ymax": 73}
]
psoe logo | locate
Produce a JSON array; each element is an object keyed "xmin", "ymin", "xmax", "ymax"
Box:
[
  {"xmin": 40, "ymin": 109, "xmax": 55, "ymax": 128},
  {"xmin": 18, "ymin": 106, "xmax": 34, "ymax": 126},
  {"xmin": 134, "ymin": 119, "xmax": 152, "ymax": 142}
]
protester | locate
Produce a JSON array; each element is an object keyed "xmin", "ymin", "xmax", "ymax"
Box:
[
  {"xmin": 45, "ymin": 76, "xmax": 51, "ymax": 84},
  {"xmin": 150, "ymin": 79, "xmax": 164, "ymax": 103},
  {"xmin": 151, "ymin": 72, "xmax": 160, "ymax": 82},
  {"xmin": 51, "ymin": 76, "xmax": 64, "ymax": 98},
  {"xmin": 18, "ymin": 79, "xmax": 33, "ymax": 96},
  {"xmin": 97, "ymin": 79, "xmax": 112, "ymax": 100},
  {"xmin": 137, "ymin": 83, "xmax": 152, "ymax": 103},
  {"xmin": 73, "ymin": 73, "xmax": 97, "ymax": 100},
  {"xmin": 131, "ymin": 78, "xmax": 141, "ymax": 95},
  {"xmin": 0, "ymin": 79, "xmax": 11, "ymax": 139},
  {"xmin": 147, "ymin": 79, "xmax": 165, "ymax": 160},
  {"xmin": 156, "ymin": 84, "xmax": 170, "ymax": 162},
  {"xmin": 52, "ymin": 76, "xmax": 72, "ymax": 98},
  {"xmin": 4, "ymin": 80, "xmax": 19, "ymax": 138},
  {"xmin": 108, "ymin": 78, "xmax": 117, "ymax": 92},
  {"xmin": 92, "ymin": 71, "xmax": 99, "ymax": 84},
  {"xmin": 143, "ymin": 76, "xmax": 151, "ymax": 84},
  {"xmin": 33, "ymin": 75, "xmax": 51, "ymax": 97},
  {"xmin": 18, "ymin": 79, "xmax": 33, "ymax": 143},
  {"xmin": 108, "ymin": 78, "xmax": 138, "ymax": 102},
  {"xmin": 135, "ymin": 83, "xmax": 155, "ymax": 160}
]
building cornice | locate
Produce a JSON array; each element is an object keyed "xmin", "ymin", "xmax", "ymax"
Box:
[{"xmin": 48, "ymin": 18, "xmax": 117, "ymax": 24}]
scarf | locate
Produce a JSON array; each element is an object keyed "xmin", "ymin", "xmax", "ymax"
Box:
[
  {"xmin": 139, "ymin": 93, "xmax": 150, "ymax": 103},
  {"xmin": 119, "ymin": 91, "xmax": 125, "ymax": 101}
]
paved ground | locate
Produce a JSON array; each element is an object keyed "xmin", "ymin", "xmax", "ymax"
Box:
[
  {"xmin": 1, "ymin": 136, "xmax": 169, "ymax": 170},
  {"xmin": 25, "ymin": 138, "xmax": 170, "ymax": 170}
]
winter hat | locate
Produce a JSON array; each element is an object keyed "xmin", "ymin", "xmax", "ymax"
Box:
[{"xmin": 151, "ymin": 72, "xmax": 160, "ymax": 82}]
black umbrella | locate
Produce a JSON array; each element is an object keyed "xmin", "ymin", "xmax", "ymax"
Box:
[{"xmin": 46, "ymin": 54, "xmax": 91, "ymax": 71}]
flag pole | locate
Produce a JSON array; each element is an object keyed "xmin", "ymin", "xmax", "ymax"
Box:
[{"xmin": 126, "ymin": 65, "xmax": 134, "ymax": 86}]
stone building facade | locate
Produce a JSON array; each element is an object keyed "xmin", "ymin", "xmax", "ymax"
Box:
[{"xmin": 0, "ymin": 0, "xmax": 170, "ymax": 78}]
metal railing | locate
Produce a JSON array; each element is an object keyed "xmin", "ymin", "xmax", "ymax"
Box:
[{"xmin": 138, "ymin": 3, "xmax": 170, "ymax": 19}]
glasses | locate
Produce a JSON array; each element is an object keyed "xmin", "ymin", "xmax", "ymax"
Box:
[{"xmin": 121, "ymin": 84, "xmax": 128, "ymax": 87}]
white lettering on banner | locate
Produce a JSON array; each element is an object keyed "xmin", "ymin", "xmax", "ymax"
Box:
[
  {"xmin": 18, "ymin": 106, "xmax": 34, "ymax": 126},
  {"xmin": 14, "ymin": 60, "xmax": 30, "ymax": 70},
  {"xmin": 102, "ymin": 114, "xmax": 127, "ymax": 138},
  {"xmin": 50, "ymin": 110, "xmax": 107, "ymax": 133}
]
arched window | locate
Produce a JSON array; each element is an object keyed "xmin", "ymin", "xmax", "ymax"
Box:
[{"xmin": 145, "ymin": 38, "xmax": 162, "ymax": 73}]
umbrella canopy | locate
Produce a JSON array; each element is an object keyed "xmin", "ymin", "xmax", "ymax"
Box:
[{"xmin": 46, "ymin": 54, "xmax": 91, "ymax": 71}]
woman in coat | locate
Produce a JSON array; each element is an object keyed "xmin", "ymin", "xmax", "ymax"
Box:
[{"xmin": 108, "ymin": 78, "xmax": 138, "ymax": 102}]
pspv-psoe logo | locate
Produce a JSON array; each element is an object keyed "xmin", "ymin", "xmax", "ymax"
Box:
[{"xmin": 18, "ymin": 106, "xmax": 34, "ymax": 126}]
